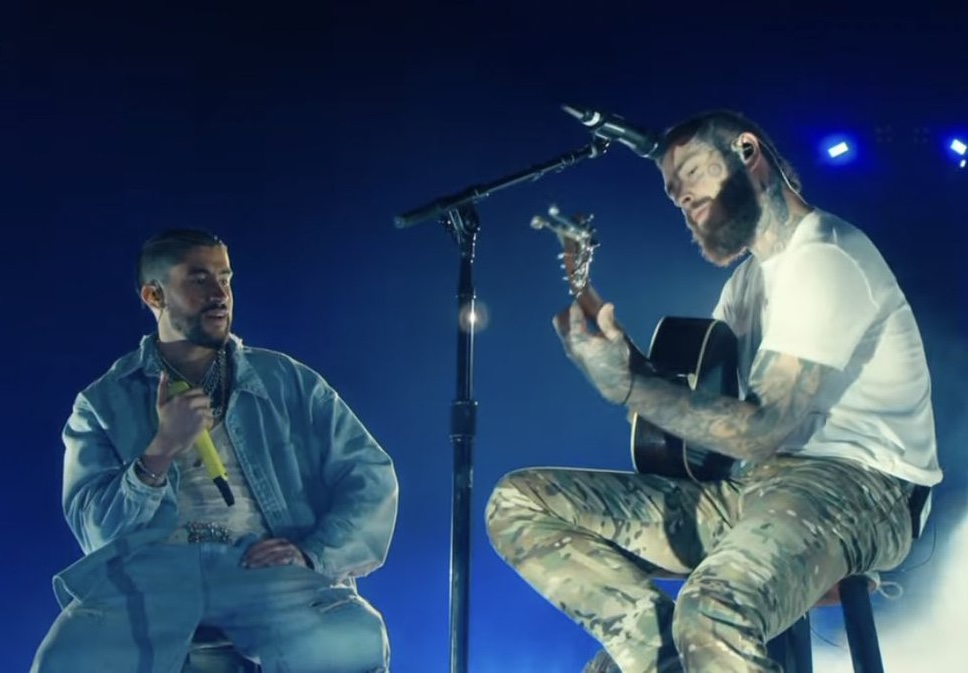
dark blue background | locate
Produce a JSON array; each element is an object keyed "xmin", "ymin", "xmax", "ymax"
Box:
[{"xmin": 3, "ymin": 3, "xmax": 966, "ymax": 671}]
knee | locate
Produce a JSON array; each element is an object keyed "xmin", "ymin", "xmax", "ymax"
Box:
[
  {"xmin": 265, "ymin": 598, "xmax": 389, "ymax": 673},
  {"xmin": 484, "ymin": 469, "xmax": 544, "ymax": 556},
  {"xmin": 347, "ymin": 606, "xmax": 389, "ymax": 672},
  {"xmin": 330, "ymin": 602, "xmax": 389, "ymax": 673},
  {"xmin": 671, "ymin": 564, "xmax": 770, "ymax": 656},
  {"xmin": 670, "ymin": 579, "xmax": 714, "ymax": 655}
]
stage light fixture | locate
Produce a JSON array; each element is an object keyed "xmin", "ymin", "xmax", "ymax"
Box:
[
  {"xmin": 827, "ymin": 141, "xmax": 850, "ymax": 158},
  {"xmin": 819, "ymin": 133, "xmax": 856, "ymax": 165}
]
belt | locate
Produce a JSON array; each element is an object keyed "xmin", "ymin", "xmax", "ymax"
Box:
[{"xmin": 168, "ymin": 521, "xmax": 236, "ymax": 545}]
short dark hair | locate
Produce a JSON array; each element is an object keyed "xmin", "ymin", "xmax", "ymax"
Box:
[
  {"xmin": 656, "ymin": 109, "xmax": 802, "ymax": 194},
  {"xmin": 136, "ymin": 228, "xmax": 225, "ymax": 290}
]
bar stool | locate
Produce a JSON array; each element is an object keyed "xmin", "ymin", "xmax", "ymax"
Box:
[{"xmin": 768, "ymin": 574, "xmax": 885, "ymax": 673}]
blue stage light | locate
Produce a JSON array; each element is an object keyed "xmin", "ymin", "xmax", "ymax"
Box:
[
  {"xmin": 950, "ymin": 138, "xmax": 966, "ymax": 156},
  {"xmin": 819, "ymin": 133, "xmax": 856, "ymax": 165},
  {"xmin": 827, "ymin": 141, "xmax": 850, "ymax": 158}
]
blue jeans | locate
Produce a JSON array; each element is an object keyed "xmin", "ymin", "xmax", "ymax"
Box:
[{"xmin": 31, "ymin": 541, "xmax": 389, "ymax": 673}]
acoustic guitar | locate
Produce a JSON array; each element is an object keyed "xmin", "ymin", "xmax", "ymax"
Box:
[{"xmin": 531, "ymin": 203, "xmax": 739, "ymax": 481}]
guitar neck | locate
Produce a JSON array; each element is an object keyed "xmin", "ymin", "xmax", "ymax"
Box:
[{"xmin": 574, "ymin": 283, "xmax": 606, "ymax": 322}]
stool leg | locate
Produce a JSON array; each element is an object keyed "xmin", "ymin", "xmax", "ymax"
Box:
[
  {"xmin": 839, "ymin": 576, "xmax": 884, "ymax": 673},
  {"xmin": 790, "ymin": 614, "xmax": 814, "ymax": 673},
  {"xmin": 766, "ymin": 614, "xmax": 813, "ymax": 673}
]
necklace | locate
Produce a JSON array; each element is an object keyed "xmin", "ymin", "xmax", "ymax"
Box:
[{"xmin": 156, "ymin": 345, "xmax": 229, "ymax": 419}]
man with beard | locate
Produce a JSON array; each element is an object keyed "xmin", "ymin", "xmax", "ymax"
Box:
[
  {"xmin": 31, "ymin": 229, "xmax": 398, "ymax": 673},
  {"xmin": 485, "ymin": 110, "xmax": 941, "ymax": 672}
]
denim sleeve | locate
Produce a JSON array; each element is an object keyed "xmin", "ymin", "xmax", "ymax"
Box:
[
  {"xmin": 298, "ymin": 383, "xmax": 399, "ymax": 582},
  {"xmin": 62, "ymin": 392, "xmax": 175, "ymax": 554}
]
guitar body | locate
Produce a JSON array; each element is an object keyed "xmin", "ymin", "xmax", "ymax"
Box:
[{"xmin": 629, "ymin": 316, "xmax": 739, "ymax": 481}]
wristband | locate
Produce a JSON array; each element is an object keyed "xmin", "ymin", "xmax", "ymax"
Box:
[{"xmin": 135, "ymin": 456, "xmax": 166, "ymax": 484}]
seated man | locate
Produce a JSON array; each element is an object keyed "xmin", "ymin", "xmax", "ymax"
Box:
[
  {"xmin": 485, "ymin": 109, "xmax": 941, "ymax": 672},
  {"xmin": 31, "ymin": 228, "xmax": 399, "ymax": 673}
]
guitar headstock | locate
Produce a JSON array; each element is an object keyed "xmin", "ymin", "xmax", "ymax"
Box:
[{"xmin": 530, "ymin": 203, "xmax": 600, "ymax": 297}]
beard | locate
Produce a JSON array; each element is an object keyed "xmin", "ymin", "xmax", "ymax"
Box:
[
  {"xmin": 687, "ymin": 158, "xmax": 762, "ymax": 267},
  {"xmin": 169, "ymin": 304, "xmax": 231, "ymax": 349}
]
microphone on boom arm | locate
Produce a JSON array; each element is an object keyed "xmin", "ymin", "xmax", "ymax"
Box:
[{"xmin": 561, "ymin": 104, "xmax": 662, "ymax": 159}]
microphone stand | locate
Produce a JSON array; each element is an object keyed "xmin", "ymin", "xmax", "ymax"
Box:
[{"xmin": 394, "ymin": 137, "xmax": 611, "ymax": 673}]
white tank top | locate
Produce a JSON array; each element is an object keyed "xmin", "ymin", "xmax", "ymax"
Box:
[{"xmin": 167, "ymin": 422, "xmax": 272, "ymax": 543}]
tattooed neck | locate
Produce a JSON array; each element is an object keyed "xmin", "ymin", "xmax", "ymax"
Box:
[{"xmin": 751, "ymin": 174, "xmax": 809, "ymax": 260}]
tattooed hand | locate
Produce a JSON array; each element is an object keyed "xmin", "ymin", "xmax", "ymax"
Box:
[{"xmin": 553, "ymin": 302, "xmax": 633, "ymax": 404}]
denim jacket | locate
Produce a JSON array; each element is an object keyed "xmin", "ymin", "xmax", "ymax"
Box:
[{"xmin": 51, "ymin": 333, "xmax": 398, "ymax": 609}]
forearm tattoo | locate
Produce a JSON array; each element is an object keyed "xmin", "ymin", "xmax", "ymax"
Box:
[{"xmin": 626, "ymin": 349, "xmax": 826, "ymax": 462}]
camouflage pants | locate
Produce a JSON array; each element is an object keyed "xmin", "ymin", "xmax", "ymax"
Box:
[{"xmin": 484, "ymin": 455, "xmax": 914, "ymax": 673}]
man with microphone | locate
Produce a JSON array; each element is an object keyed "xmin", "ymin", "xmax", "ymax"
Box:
[{"xmin": 31, "ymin": 228, "xmax": 399, "ymax": 673}]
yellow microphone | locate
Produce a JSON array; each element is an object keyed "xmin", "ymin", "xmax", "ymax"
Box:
[{"xmin": 168, "ymin": 379, "xmax": 235, "ymax": 506}]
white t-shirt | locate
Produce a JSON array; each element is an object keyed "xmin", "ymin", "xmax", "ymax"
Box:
[{"xmin": 712, "ymin": 208, "xmax": 941, "ymax": 487}]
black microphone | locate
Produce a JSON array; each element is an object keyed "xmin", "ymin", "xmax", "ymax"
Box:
[{"xmin": 561, "ymin": 104, "xmax": 661, "ymax": 159}]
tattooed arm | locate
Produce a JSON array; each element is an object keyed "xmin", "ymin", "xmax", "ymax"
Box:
[
  {"xmin": 624, "ymin": 349, "xmax": 826, "ymax": 462},
  {"xmin": 554, "ymin": 301, "xmax": 829, "ymax": 462}
]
